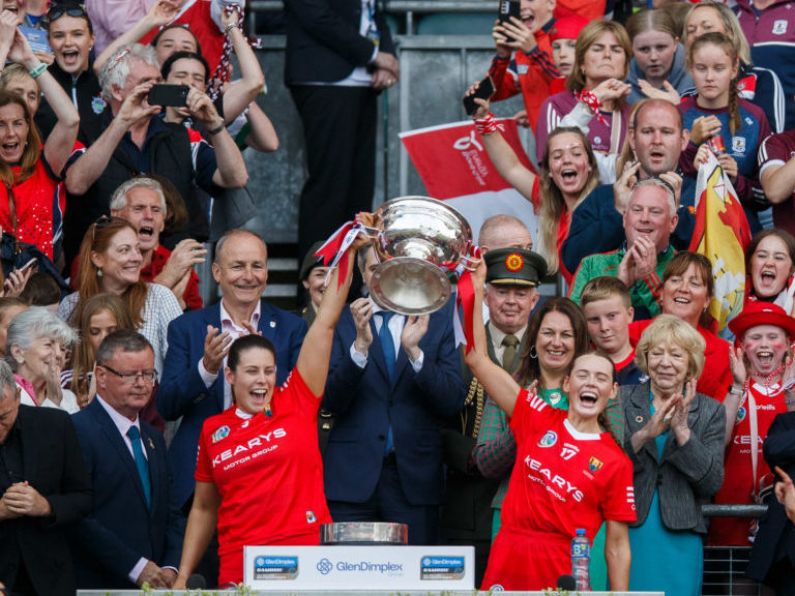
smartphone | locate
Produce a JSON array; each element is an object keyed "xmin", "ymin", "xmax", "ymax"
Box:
[
  {"xmin": 18, "ymin": 257, "xmax": 37, "ymax": 272},
  {"xmin": 148, "ymin": 84, "xmax": 190, "ymax": 108},
  {"xmin": 498, "ymin": 0, "xmax": 521, "ymax": 23},
  {"xmin": 20, "ymin": 26, "xmax": 52, "ymax": 55},
  {"xmin": 463, "ymin": 76, "xmax": 496, "ymax": 116}
]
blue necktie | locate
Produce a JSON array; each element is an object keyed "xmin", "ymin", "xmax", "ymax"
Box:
[
  {"xmin": 127, "ymin": 426, "xmax": 151, "ymax": 509},
  {"xmin": 378, "ymin": 311, "xmax": 396, "ymax": 380},
  {"xmin": 378, "ymin": 312, "xmax": 396, "ymax": 454}
]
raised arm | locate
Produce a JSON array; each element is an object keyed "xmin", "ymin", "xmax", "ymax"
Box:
[
  {"xmin": 297, "ymin": 224, "xmax": 370, "ymax": 395},
  {"xmin": 463, "ymin": 261, "xmax": 522, "ymax": 417},
  {"xmin": 65, "ymin": 83, "xmax": 159, "ymax": 195},
  {"xmin": 218, "ymin": 9, "xmax": 265, "ymax": 123},
  {"xmin": 93, "ymin": 0, "xmax": 179, "ymax": 73},
  {"xmin": 240, "ymin": 102, "xmax": 279, "ymax": 152},
  {"xmin": 466, "ymin": 90, "xmax": 537, "ymax": 202},
  {"xmin": 9, "ymin": 30, "xmax": 79, "ymax": 174}
]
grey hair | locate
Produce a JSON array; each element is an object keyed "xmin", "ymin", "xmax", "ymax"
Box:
[
  {"xmin": 0, "ymin": 361, "xmax": 16, "ymax": 396},
  {"xmin": 95, "ymin": 330, "xmax": 153, "ymax": 367},
  {"xmin": 109, "ymin": 177, "xmax": 167, "ymax": 213},
  {"xmin": 99, "ymin": 44, "xmax": 160, "ymax": 102},
  {"xmin": 631, "ymin": 177, "xmax": 678, "ymax": 214},
  {"xmin": 213, "ymin": 229, "xmax": 266, "ymax": 264},
  {"xmin": 5, "ymin": 307, "xmax": 78, "ymax": 371}
]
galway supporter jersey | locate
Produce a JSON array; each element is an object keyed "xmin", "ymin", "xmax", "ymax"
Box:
[
  {"xmin": 710, "ymin": 381, "xmax": 788, "ymax": 545},
  {"xmin": 501, "ymin": 388, "xmax": 636, "ymax": 543},
  {"xmin": 759, "ymin": 129, "xmax": 795, "ymax": 233},
  {"xmin": 195, "ymin": 369, "xmax": 331, "ymax": 583}
]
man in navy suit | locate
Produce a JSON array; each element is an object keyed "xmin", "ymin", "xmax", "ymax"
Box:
[
  {"xmin": 71, "ymin": 331, "xmax": 182, "ymax": 589},
  {"xmin": 158, "ymin": 229, "xmax": 307, "ymax": 513},
  {"xmin": 323, "ymin": 245, "xmax": 466, "ymax": 544}
]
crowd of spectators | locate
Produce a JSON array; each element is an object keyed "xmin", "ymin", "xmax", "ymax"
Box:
[{"xmin": 1, "ymin": 0, "xmax": 795, "ymax": 594}]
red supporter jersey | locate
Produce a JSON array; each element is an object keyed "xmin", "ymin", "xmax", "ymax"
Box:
[
  {"xmin": 0, "ymin": 154, "xmax": 62, "ymax": 258},
  {"xmin": 501, "ymin": 388, "xmax": 636, "ymax": 543},
  {"xmin": 710, "ymin": 381, "xmax": 788, "ymax": 546},
  {"xmin": 195, "ymin": 369, "xmax": 331, "ymax": 584}
]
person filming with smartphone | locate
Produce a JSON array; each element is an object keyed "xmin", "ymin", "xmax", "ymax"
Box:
[{"xmin": 63, "ymin": 43, "xmax": 248, "ymax": 265}]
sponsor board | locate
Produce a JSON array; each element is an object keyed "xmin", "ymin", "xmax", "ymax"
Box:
[{"xmin": 244, "ymin": 546, "xmax": 474, "ymax": 590}]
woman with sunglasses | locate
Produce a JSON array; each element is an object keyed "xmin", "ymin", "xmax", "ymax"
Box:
[
  {"xmin": 58, "ymin": 217, "xmax": 182, "ymax": 377},
  {"xmin": 0, "ymin": 25, "xmax": 79, "ymax": 260},
  {"xmin": 35, "ymin": 2, "xmax": 104, "ymax": 145}
]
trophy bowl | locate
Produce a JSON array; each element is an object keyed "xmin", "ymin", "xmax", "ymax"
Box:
[
  {"xmin": 320, "ymin": 521, "xmax": 408, "ymax": 545},
  {"xmin": 367, "ymin": 196, "xmax": 474, "ymax": 315}
]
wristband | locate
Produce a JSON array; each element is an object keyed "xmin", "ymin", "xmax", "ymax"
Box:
[
  {"xmin": 728, "ymin": 384, "xmax": 743, "ymax": 396},
  {"xmin": 206, "ymin": 123, "xmax": 226, "ymax": 136},
  {"xmin": 474, "ymin": 112, "xmax": 503, "ymax": 136},
  {"xmin": 576, "ymin": 88, "xmax": 608, "ymax": 126},
  {"xmin": 29, "ymin": 63, "xmax": 47, "ymax": 79},
  {"xmin": 224, "ymin": 23, "xmax": 239, "ymax": 34}
]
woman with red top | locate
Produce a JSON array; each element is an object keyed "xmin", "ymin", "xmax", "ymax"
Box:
[
  {"xmin": 0, "ymin": 27, "xmax": 79, "ymax": 259},
  {"xmin": 745, "ymin": 229, "xmax": 795, "ymax": 314},
  {"xmin": 465, "ymin": 91, "xmax": 600, "ymax": 283},
  {"xmin": 711, "ymin": 302, "xmax": 795, "ymax": 546},
  {"xmin": 172, "ymin": 219, "xmax": 370, "ymax": 588},
  {"xmin": 465, "ymin": 262, "xmax": 635, "ymax": 591},
  {"xmin": 628, "ymin": 251, "xmax": 732, "ymax": 401}
]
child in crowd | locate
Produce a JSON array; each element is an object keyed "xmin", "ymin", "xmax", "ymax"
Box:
[
  {"xmin": 625, "ymin": 9, "xmax": 694, "ymax": 104},
  {"xmin": 488, "ymin": 0, "xmax": 558, "ymax": 133},
  {"xmin": 679, "ymin": 32, "xmax": 771, "ymax": 234},
  {"xmin": 580, "ymin": 276, "xmax": 644, "ymax": 386}
]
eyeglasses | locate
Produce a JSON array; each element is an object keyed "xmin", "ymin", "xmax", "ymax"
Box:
[{"xmin": 99, "ymin": 364, "xmax": 157, "ymax": 384}]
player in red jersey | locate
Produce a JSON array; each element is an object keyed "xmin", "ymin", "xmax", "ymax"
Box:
[
  {"xmin": 464, "ymin": 262, "xmax": 635, "ymax": 591},
  {"xmin": 711, "ymin": 301, "xmax": 795, "ymax": 546},
  {"xmin": 172, "ymin": 217, "xmax": 371, "ymax": 588}
]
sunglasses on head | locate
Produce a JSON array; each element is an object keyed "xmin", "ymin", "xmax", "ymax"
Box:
[{"xmin": 46, "ymin": 4, "xmax": 88, "ymax": 25}]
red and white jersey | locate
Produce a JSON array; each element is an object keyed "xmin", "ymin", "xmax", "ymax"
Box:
[
  {"xmin": 501, "ymin": 388, "xmax": 636, "ymax": 541},
  {"xmin": 711, "ymin": 380, "xmax": 787, "ymax": 545},
  {"xmin": 196, "ymin": 369, "xmax": 331, "ymax": 583}
]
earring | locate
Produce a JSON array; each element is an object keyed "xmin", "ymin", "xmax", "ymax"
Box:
[
  {"xmin": 528, "ymin": 345, "xmax": 538, "ymax": 359},
  {"xmin": 97, "ymin": 268, "xmax": 103, "ymax": 278}
]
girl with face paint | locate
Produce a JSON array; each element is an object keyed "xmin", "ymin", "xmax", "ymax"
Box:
[{"xmin": 715, "ymin": 302, "xmax": 795, "ymax": 546}]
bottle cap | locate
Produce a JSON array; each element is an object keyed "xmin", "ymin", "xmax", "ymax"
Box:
[{"xmin": 575, "ymin": 528, "xmax": 586, "ymax": 536}]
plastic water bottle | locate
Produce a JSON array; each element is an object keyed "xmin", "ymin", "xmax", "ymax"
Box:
[{"xmin": 571, "ymin": 528, "xmax": 591, "ymax": 591}]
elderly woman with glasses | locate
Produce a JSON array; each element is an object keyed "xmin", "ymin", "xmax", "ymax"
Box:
[
  {"xmin": 622, "ymin": 314, "xmax": 725, "ymax": 595},
  {"xmin": 6, "ymin": 306, "xmax": 79, "ymax": 412},
  {"xmin": 58, "ymin": 217, "xmax": 181, "ymax": 377}
]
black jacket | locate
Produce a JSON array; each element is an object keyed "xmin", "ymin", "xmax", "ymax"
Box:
[
  {"xmin": 0, "ymin": 406, "xmax": 92, "ymax": 595},
  {"xmin": 35, "ymin": 61, "xmax": 106, "ymax": 146},
  {"xmin": 284, "ymin": 0, "xmax": 395, "ymax": 85}
]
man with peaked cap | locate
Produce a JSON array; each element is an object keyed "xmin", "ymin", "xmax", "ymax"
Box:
[{"xmin": 441, "ymin": 247, "xmax": 546, "ymax": 584}]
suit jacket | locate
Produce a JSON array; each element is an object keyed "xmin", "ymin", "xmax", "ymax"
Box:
[
  {"xmin": 0, "ymin": 406, "xmax": 92, "ymax": 596},
  {"xmin": 747, "ymin": 411, "xmax": 795, "ymax": 582},
  {"xmin": 70, "ymin": 399, "xmax": 182, "ymax": 589},
  {"xmin": 622, "ymin": 382, "xmax": 725, "ymax": 533},
  {"xmin": 323, "ymin": 301, "xmax": 466, "ymax": 506},
  {"xmin": 284, "ymin": 0, "xmax": 395, "ymax": 85},
  {"xmin": 157, "ymin": 299, "xmax": 307, "ymax": 507}
]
